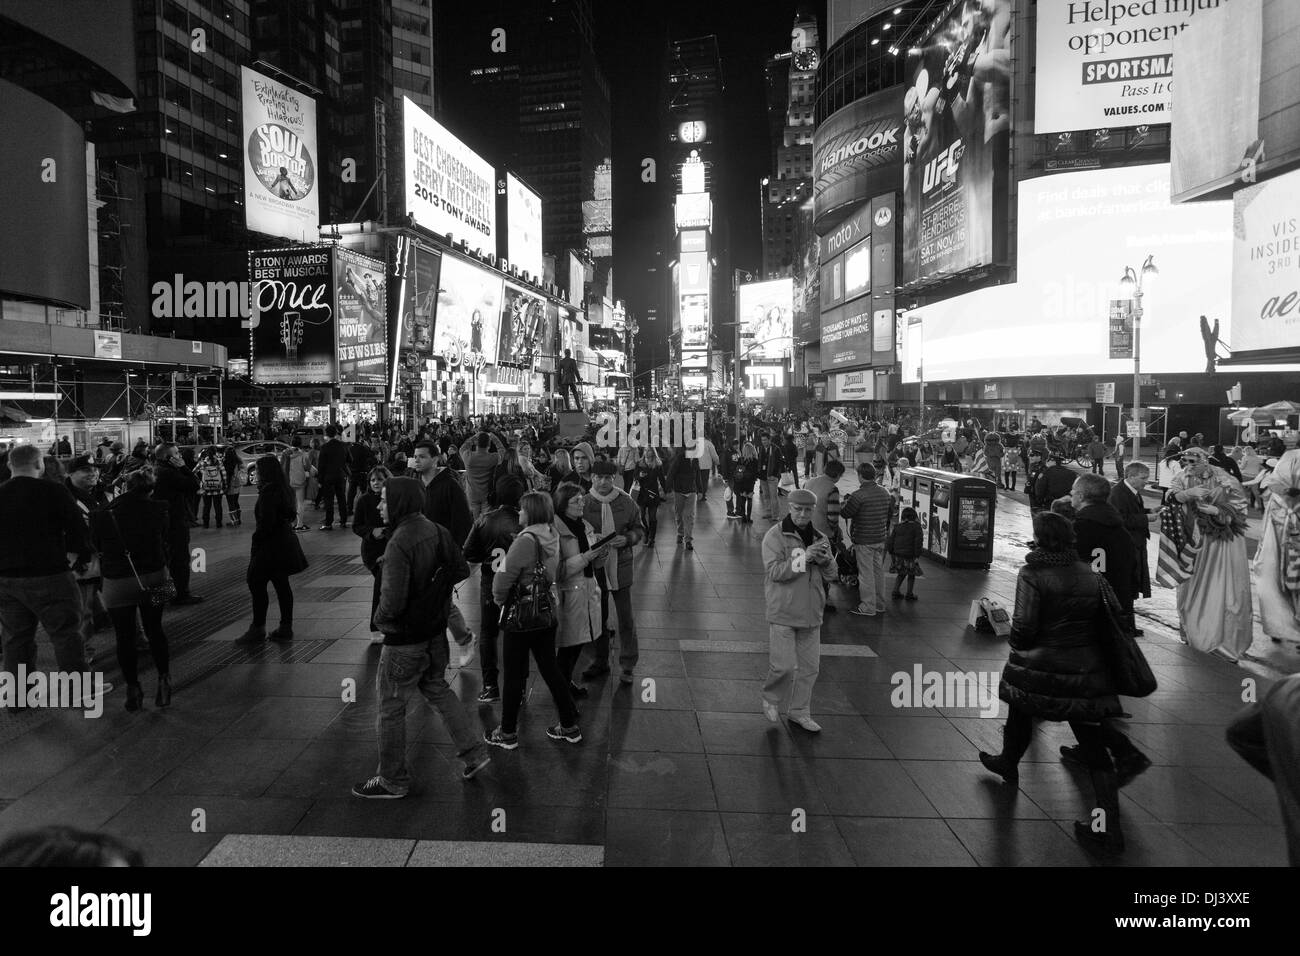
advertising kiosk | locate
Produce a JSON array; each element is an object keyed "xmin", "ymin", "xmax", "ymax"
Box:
[{"xmin": 898, "ymin": 467, "xmax": 997, "ymax": 569}]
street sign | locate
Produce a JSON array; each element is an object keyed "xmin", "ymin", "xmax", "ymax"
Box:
[
  {"xmin": 405, "ymin": 350, "xmax": 420, "ymax": 370},
  {"xmin": 1095, "ymin": 382, "xmax": 1115, "ymax": 404},
  {"xmin": 340, "ymin": 383, "xmax": 386, "ymax": 401},
  {"xmin": 1126, "ymin": 421, "xmax": 1147, "ymax": 438}
]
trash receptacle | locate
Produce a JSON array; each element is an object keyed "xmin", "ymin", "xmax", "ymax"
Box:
[{"xmin": 899, "ymin": 467, "xmax": 997, "ymax": 569}]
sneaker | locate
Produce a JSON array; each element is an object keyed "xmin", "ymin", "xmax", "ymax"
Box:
[
  {"xmin": 1115, "ymin": 752, "xmax": 1153, "ymax": 786},
  {"xmin": 849, "ymin": 604, "xmax": 877, "ymax": 617},
  {"xmin": 268, "ymin": 626, "xmax": 294, "ymax": 643},
  {"xmin": 788, "ymin": 714, "xmax": 822, "ymax": 733},
  {"xmin": 369, "ymin": 633, "xmax": 386, "ymax": 644},
  {"xmin": 294, "ymin": 525, "xmax": 309, "ymax": 533},
  {"xmin": 351, "ymin": 775, "xmax": 406, "ymax": 799},
  {"xmin": 568, "ymin": 682, "xmax": 589, "ymax": 699},
  {"xmin": 455, "ymin": 633, "xmax": 477, "ymax": 667},
  {"xmin": 461, "ymin": 753, "xmax": 492, "ymax": 781},
  {"xmin": 546, "ymin": 724, "xmax": 583, "ymax": 744},
  {"xmin": 484, "ymin": 727, "xmax": 519, "ymax": 750},
  {"xmin": 319, "ymin": 524, "xmax": 333, "ymax": 531},
  {"xmin": 619, "ymin": 669, "xmax": 634, "ymax": 685},
  {"xmin": 235, "ymin": 626, "xmax": 266, "ymax": 645},
  {"xmin": 761, "ymin": 698, "xmax": 779, "ymax": 722},
  {"xmin": 477, "ymin": 685, "xmax": 501, "ymax": 703},
  {"xmin": 726, "ymin": 512, "xmax": 738, "ymax": 519},
  {"xmin": 875, "ymin": 602, "xmax": 886, "ymax": 613}
]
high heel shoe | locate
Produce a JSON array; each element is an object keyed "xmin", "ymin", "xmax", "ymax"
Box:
[
  {"xmin": 125, "ymin": 683, "xmax": 145, "ymax": 712},
  {"xmin": 155, "ymin": 674, "xmax": 172, "ymax": 708}
]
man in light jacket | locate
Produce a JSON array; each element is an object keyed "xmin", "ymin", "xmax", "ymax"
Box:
[
  {"xmin": 581, "ymin": 460, "xmax": 645, "ymax": 685},
  {"xmin": 760, "ymin": 488, "xmax": 837, "ymax": 733},
  {"xmin": 693, "ymin": 433, "xmax": 720, "ymax": 499}
]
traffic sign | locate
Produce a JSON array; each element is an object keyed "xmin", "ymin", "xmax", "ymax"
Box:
[{"xmin": 405, "ymin": 351, "xmax": 421, "ymax": 369}]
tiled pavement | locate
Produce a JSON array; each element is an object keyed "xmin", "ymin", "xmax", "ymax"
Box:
[{"xmin": 0, "ymin": 480, "xmax": 1288, "ymax": 867}]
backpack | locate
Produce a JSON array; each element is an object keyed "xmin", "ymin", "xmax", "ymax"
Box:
[{"xmin": 200, "ymin": 461, "xmax": 223, "ymax": 492}]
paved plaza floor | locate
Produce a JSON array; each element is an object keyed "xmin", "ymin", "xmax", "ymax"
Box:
[{"xmin": 0, "ymin": 478, "xmax": 1289, "ymax": 867}]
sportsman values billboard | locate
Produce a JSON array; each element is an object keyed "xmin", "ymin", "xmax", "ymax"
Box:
[
  {"xmin": 403, "ymin": 97, "xmax": 495, "ymax": 251},
  {"xmin": 250, "ymin": 246, "xmax": 335, "ymax": 384},
  {"xmin": 241, "ymin": 67, "xmax": 319, "ymax": 242},
  {"xmin": 434, "ymin": 255, "xmax": 503, "ymax": 371},
  {"xmin": 335, "ymin": 248, "xmax": 387, "ymax": 388},
  {"xmin": 498, "ymin": 282, "xmax": 547, "ymax": 366},
  {"xmin": 1035, "ymin": 0, "xmax": 1226, "ymax": 136},
  {"xmin": 901, "ymin": 0, "xmax": 1010, "ymax": 286}
]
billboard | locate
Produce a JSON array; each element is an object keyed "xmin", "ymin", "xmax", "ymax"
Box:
[
  {"xmin": 675, "ymin": 192, "xmax": 712, "ymax": 229},
  {"xmin": 680, "ymin": 229, "xmax": 708, "ymax": 253},
  {"xmin": 738, "ymin": 279, "xmax": 793, "ymax": 361},
  {"xmin": 680, "ymin": 294, "xmax": 710, "ymax": 349},
  {"xmin": 843, "ymin": 238, "xmax": 871, "ymax": 302},
  {"xmin": 250, "ymin": 247, "xmax": 335, "ymax": 384},
  {"xmin": 498, "ymin": 282, "xmax": 547, "ymax": 366},
  {"xmin": 403, "ymin": 98, "xmax": 495, "ymax": 251},
  {"xmin": 680, "ymin": 251, "xmax": 710, "ymax": 295},
  {"xmin": 1232, "ymin": 169, "xmax": 1300, "ymax": 357},
  {"xmin": 434, "ymin": 255, "xmax": 503, "ymax": 371},
  {"xmin": 901, "ymin": 0, "xmax": 1010, "ymax": 285},
  {"xmin": 793, "ymin": 199, "xmax": 821, "ymax": 343},
  {"xmin": 504, "ymin": 172, "xmax": 543, "ymax": 280},
  {"xmin": 241, "ymin": 67, "xmax": 319, "ymax": 242},
  {"xmin": 1035, "ymin": 0, "xmax": 1221, "ymax": 135},
  {"xmin": 336, "ymin": 248, "xmax": 387, "ymax": 388},
  {"xmin": 812, "ymin": 86, "xmax": 904, "ymax": 230},
  {"xmin": 822, "ymin": 304, "xmax": 872, "ymax": 372}
]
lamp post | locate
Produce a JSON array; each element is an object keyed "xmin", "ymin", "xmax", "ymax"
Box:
[{"xmin": 1119, "ymin": 254, "xmax": 1158, "ymax": 462}]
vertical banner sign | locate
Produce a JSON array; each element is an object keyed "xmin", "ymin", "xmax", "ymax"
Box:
[
  {"xmin": 403, "ymin": 97, "xmax": 495, "ymax": 251},
  {"xmin": 1232, "ymin": 169, "xmax": 1300, "ymax": 357},
  {"xmin": 1109, "ymin": 299, "xmax": 1134, "ymax": 359},
  {"xmin": 498, "ymin": 283, "xmax": 547, "ymax": 366},
  {"xmin": 870, "ymin": 193, "xmax": 897, "ymax": 363},
  {"xmin": 250, "ymin": 247, "xmax": 335, "ymax": 384},
  {"xmin": 241, "ymin": 67, "xmax": 319, "ymax": 241},
  {"xmin": 902, "ymin": 0, "xmax": 1011, "ymax": 285},
  {"xmin": 335, "ymin": 248, "xmax": 387, "ymax": 387}
]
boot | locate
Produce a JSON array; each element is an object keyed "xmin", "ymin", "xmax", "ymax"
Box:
[
  {"xmin": 235, "ymin": 625, "xmax": 266, "ymax": 645},
  {"xmin": 155, "ymin": 674, "xmax": 172, "ymax": 708},
  {"xmin": 125, "ymin": 682, "xmax": 145, "ymax": 712},
  {"xmin": 978, "ymin": 751, "xmax": 1019, "ymax": 784},
  {"xmin": 1074, "ymin": 768, "xmax": 1125, "ymax": 854},
  {"xmin": 268, "ymin": 625, "xmax": 294, "ymax": 643}
]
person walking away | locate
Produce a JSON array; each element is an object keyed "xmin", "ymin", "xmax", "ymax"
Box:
[
  {"xmin": 978, "ymin": 512, "xmax": 1128, "ymax": 854},
  {"xmin": 195, "ymin": 446, "xmax": 227, "ymax": 529},
  {"xmin": 485, "ymin": 491, "xmax": 581, "ymax": 748},
  {"xmin": 1112, "ymin": 433, "xmax": 1127, "ymax": 482},
  {"xmin": 1108, "ymin": 463, "xmax": 1155, "ymax": 634},
  {"xmin": 553, "ymin": 482, "xmax": 607, "ymax": 698},
  {"xmin": 984, "ymin": 434, "xmax": 1005, "ymax": 487},
  {"xmin": 91, "ymin": 468, "xmax": 173, "ymax": 710},
  {"xmin": 781, "ymin": 433, "xmax": 800, "ymax": 490},
  {"xmin": 461, "ymin": 479, "xmax": 524, "ymax": 703},
  {"xmin": 1239, "ymin": 445, "xmax": 1264, "ymax": 511},
  {"xmin": 1033, "ymin": 454, "xmax": 1077, "ymax": 514},
  {"xmin": 720, "ymin": 437, "xmax": 738, "ymax": 517},
  {"xmin": 1210, "ymin": 444, "xmax": 1243, "ymax": 482},
  {"xmin": 316, "ymin": 425, "xmax": 350, "ymax": 530},
  {"xmin": 1003, "ymin": 445, "xmax": 1022, "ymax": 491},
  {"xmin": 759, "ymin": 488, "xmax": 837, "ymax": 733},
  {"xmin": 353, "ymin": 476, "xmax": 488, "ymax": 796},
  {"xmin": 758, "ymin": 433, "xmax": 783, "ymax": 521},
  {"xmin": 280, "ymin": 437, "xmax": 312, "ymax": 531},
  {"xmin": 64, "ymin": 455, "xmax": 106, "ymax": 666},
  {"xmin": 222, "ymin": 446, "xmax": 243, "ymax": 526},
  {"xmin": 887, "ymin": 507, "xmax": 924, "ymax": 600},
  {"xmin": 409, "ymin": 441, "xmax": 476, "ymax": 661},
  {"xmin": 152, "ymin": 443, "xmax": 202, "ymax": 604},
  {"xmin": 665, "ymin": 445, "xmax": 700, "ymax": 551},
  {"xmin": 841, "ymin": 463, "xmax": 892, "ymax": 616},
  {"xmin": 695, "ymin": 432, "xmax": 720, "ymax": 500},
  {"xmin": 0, "ymin": 444, "xmax": 98, "ymax": 687},
  {"xmin": 459, "ymin": 431, "xmax": 506, "ymax": 519},
  {"xmin": 732, "ymin": 442, "xmax": 760, "ymax": 524},
  {"xmin": 616, "ymin": 442, "xmax": 639, "ymax": 495},
  {"xmin": 1088, "ymin": 434, "xmax": 1108, "ymax": 475},
  {"xmin": 581, "ymin": 460, "xmax": 645, "ymax": 685},
  {"xmin": 635, "ymin": 447, "xmax": 664, "ymax": 545},
  {"xmin": 352, "ymin": 465, "xmax": 391, "ymax": 644},
  {"xmin": 346, "ymin": 438, "xmax": 375, "ymax": 515},
  {"xmin": 236, "ymin": 455, "xmax": 308, "ymax": 645}
]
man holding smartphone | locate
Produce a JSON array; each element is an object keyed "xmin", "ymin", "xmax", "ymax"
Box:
[{"xmin": 760, "ymin": 488, "xmax": 838, "ymax": 733}]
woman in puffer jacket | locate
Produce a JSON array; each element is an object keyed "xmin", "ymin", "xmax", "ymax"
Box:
[{"xmin": 978, "ymin": 511, "xmax": 1127, "ymax": 854}]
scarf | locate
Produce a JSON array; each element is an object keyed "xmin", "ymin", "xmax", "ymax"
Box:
[
  {"xmin": 1024, "ymin": 548, "xmax": 1077, "ymax": 568},
  {"xmin": 589, "ymin": 483, "xmax": 622, "ymax": 589},
  {"xmin": 560, "ymin": 514, "xmax": 593, "ymax": 577},
  {"xmin": 783, "ymin": 514, "xmax": 816, "ymax": 548}
]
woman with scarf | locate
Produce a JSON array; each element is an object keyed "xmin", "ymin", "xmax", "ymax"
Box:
[
  {"xmin": 1163, "ymin": 445, "xmax": 1252, "ymax": 660},
  {"xmin": 1255, "ymin": 450, "xmax": 1300, "ymax": 649},
  {"xmin": 978, "ymin": 512, "xmax": 1128, "ymax": 854},
  {"xmin": 553, "ymin": 482, "xmax": 608, "ymax": 698}
]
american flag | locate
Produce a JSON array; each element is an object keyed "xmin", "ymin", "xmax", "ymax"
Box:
[{"xmin": 1155, "ymin": 502, "xmax": 1199, "ymax": 589}]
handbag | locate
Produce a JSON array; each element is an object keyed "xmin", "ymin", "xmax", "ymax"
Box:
[
  {"xmin": 500, "ymin": 532, "xmax": 557, "ymax": 633},
  {"xmin": 107, "ymin": 509, "xmax": 176, "ymax": 608},
  {"xmin": 1096, "ymin": 575, "xmax": 1157, "ymax": 697}
]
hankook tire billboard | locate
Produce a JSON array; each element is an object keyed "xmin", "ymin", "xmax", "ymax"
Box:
[{"xmin": 812, "ymin": 86, "xmax": 904, "ymax": 234}]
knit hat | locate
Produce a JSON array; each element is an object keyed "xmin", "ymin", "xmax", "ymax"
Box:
[{"xmin": 788, "ymin": 488, "xmax": 816, "ymax": 507}]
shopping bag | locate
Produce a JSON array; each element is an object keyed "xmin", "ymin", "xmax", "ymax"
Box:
[
  {"xmin": 969, "ymin": 597, "xmax": 1011, "ymax": 636},
  {"xmin": 778, "ymin": 471, "xmax": 796, "ymax": 492},
  {"xmin": 724, "ymin": 486, "xmax": 733, "ymax": 503}
]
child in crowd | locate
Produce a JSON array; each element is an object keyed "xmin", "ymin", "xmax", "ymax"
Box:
[{"xmin": 886, "ymin": 506, "xmax": 924, "ymax": 601}]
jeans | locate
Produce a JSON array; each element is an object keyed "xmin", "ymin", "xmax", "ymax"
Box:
[
  {"xmin": 674, "ymin": 491, "xmax": 698, "ymax": 543},
  {"xmin": 448, "ymin": 598, "xmax": 471, "ymax": 643},
  {"xmin": 622, "ymin": 470, "xmax": 636, "ymax": 493},
  {"xmin": 347, "ymin": 473, "xmax": 367, "ymax": 514},
  {"xmin": 589, "ymin": 570, "xmax": 638, "ymax": 671},
  {"xmin": 640, "ymin": 502, "xmax": 658, "ymax": 540},
  {"xmin": 468, "ymin": 495, "xmax": 488, "ymax": 520},
  {"xmin": 1114, "ymin": 458, "xmax": 1125, "ymax": 481},
  {"xmin": 201, "ymin": 493, "xmax": 223, "ymax": 527},
  {"xmin": 249, "ymin": 570, "xmax": 293, "ymax": 628},
  {"xmin": 320, "ymin": 474, "xmax": 348, "ymax": 527},
  {"xmin": 557, "ymin": 643, "xmax": 583, "ymax": 685},
  {"xmin": 1091, "ymin": 458, "xmax": 1105, "ymax": 475},
  {"xmin": 1001, "ymin": 705, "xmax": 1112, "ymax": 771},
  {"xmin": 760, "ymin": 476, "xmax": 780, "ymax": 519},
  {"xmin": 0, "ymin": 572, "xmax": 87, "ymax": 674},
  {"xmin": 737, "ymin": 493, "xmax": 753, "ymax": 521},
  {"xmin": 109, "ymin": 600, "xmax": 168, "ymax": 684},
  {"xmin": 369, "ymin": 565, "xmax": 382, "ymax": 632},
  {"xmin": 854, "ymin": 543, "xmax": 886, "ymax": 610},
  {"xmin": 479, "ymin": 586, "xmax": 500, "ymax": 687},
  {"xmin": 376, "ymin": 637, "xmax": 485, "ymax": 792},
  {"xmin": 500, "ymin": 623, "xmax": 577, "ymax": 734},
  {"xmin": 224, "ymin": 491, "xmax": 241, "ymax": 521},
  {"xmin": 762, "ymin": 624, "xmax": 821, "ymax": 719},
  {"xmin": 167, "ymin": 525, "xmax": 192, "ymax": 597},
  {"xmin": 77, "ymin": 580, "xmax": 98, "ymax": 661},
  {"xmin": 293, "ymin": 485, "xmax": 309, "ymax": 527}
]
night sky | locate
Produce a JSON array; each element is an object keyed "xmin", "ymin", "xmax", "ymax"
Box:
[{"xmin": 593, "ymin": 0, "xmax": 826, "ymax": 365}]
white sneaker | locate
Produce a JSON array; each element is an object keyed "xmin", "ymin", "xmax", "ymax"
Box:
[
  {"xmin": 761, "ymin": 698, "xmax": 779, "ymax": 722},
  {"xmin": 788, "ymin": 714, "xmax": 822, "ymax": 733},
  {"xmin": 456, "ymin": 633, "xmax": 477, "ymax": 668},
  {"xmin": 369, "ymin": 632, "xmax": 385, "ymax": 644}
]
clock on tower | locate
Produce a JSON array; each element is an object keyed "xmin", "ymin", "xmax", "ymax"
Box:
[
  {"xmin": 679, "ymin": 120, "xmax": 707, "ymax": 143},
  {"xmin": 793, "ymin": 49, "xmax": 819, "ymax": 72}
]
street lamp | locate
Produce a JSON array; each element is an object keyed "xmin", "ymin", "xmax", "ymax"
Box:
[{"xmin": 1119, "ymin": 254, "xmax": 1158, "ymax": 460}]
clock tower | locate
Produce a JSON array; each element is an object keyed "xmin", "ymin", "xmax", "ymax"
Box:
[{"xmin": 762, "ymin": 12, "xmax": 820, "ymax": 280}]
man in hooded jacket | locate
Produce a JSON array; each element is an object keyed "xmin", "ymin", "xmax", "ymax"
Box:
[{"xmin": 353, "ymin": 477, "xmax": 489, "ymax": 798}]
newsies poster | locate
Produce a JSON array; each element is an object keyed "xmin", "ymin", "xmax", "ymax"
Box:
[{"xmin": 241, "ymin": 67, "xmax": 319, "ymax": 242}]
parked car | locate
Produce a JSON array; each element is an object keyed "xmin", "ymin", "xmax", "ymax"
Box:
[
  {"xmin": 232, "ymin": 440, "xmax": 291, "ymax": 484},
  {"xmin": 294, "ymin": 426, "xmax": 328, "ymax": 442}
]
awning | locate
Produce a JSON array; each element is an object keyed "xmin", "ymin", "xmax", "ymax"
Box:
[{"xmin": 1258, "ymin": 400, "xmax": 1300, "ymax": 416}]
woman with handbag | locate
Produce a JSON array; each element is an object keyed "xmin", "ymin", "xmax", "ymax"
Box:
[
  {"xmin": 635, "ymin": 447, "xmax": 664, "ymax": 545},
  {"xmin": 484, "ymin": 491, "xmax": 580, "ymax": 750},
  {"xmin": 237, "ymin": 455, "xmax": 309, "ymax": 645},
  {"xmin": 222, "ymin": 445, "xmax": 244, "ymax": 526},
  {"xmin": 553, "ymin": 482, "xmax": 608, "ymax": 699},
  {"xmin": 977, "ymin": 512, "xmax": 1129, "ymax": 854},
  {"xmin": 90, "ymin": 468, "xmax": 174, "ymax": 711}
]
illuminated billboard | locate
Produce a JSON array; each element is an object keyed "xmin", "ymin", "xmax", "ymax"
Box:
[
  {"xmin": 679, "ymin": 252, "xmax": 710, "ymax": 295},
  {"xmin": 1232, "ymin": 168, "xmax": 1300, "ymax": 358},
  {"xmin": 505, "ymin": 172, "xmax": 543, "ymax": 280},
  {"xmin": 737, "ymin": 279, "xmax": 793, "ymax": 361},
  {"xmin": 675, "ymin": 192, "xmax": 712, "ymax": 230},
  {"xmin": 335, "ymin": 248, "xmax": 387, "ymax": 388},
  {"xmin": 241, "ymin": 67, "xmax": 319, "ymax": 242},
  {"xmin": 434, "ymin": 255, "xmax": 504, "ymax": 371},
  {"xmin": 498, "ymin": 282, "xmax": 547, "ymax": 366},
  {"xmin": 680, "ymin": 294, "xmax": 710, "ymax": 349},
  {"xmin": 249, "ymin": 246, "xmax": 334, "ymax": 384},
  {"xmin": 403, "ymin": 98, "xmax": 495, "ymax": 251}
]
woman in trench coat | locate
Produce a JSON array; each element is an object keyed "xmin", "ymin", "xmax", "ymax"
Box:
[{"xmin": 552, "ymin": 481, "xmax": 608, "ymax": 700}]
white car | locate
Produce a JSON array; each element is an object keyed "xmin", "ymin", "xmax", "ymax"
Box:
[{"xmin": 233, "ymin": 440, "xmax": 291, "ymax": 483}]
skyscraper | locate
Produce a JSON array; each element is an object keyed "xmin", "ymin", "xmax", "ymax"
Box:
[{"xmin": 762, "ymin": 11, "xmax": 819, "ymax": 280}]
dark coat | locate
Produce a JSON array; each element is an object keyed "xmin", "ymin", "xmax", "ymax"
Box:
[
  {"xmin": 665, "ymin": 450, "xmax": 699, "ymax": 494},
  {"xmin": 732, "ymin": 459, "xmax": 760, "ymax": 495},
  {"xmin": 1072, "ymin": 501, "xmax": 1138, "ymax": 611},
  {"xmin": 352, "ymin": 490, "xmax": 386, "ymax": 570},
  {"xmin": 248, "ymin": 485, "xmax": 309, "ymax": 578},
  {"xmin": 1033, "ymin": 464, "xmax": 1077, "ymax": 507},
  {"xmin": 152, "ymin": 460, "xmax": 198, "ymax": 533},
  {"xmin": 998, "ymin": 559, "xmax": 1122, "ymax": 722},
  {"xmin": 462, "ymin": 504, "xmax": 522, "ymax": 601},
  {"xmin": 317, "ymin": 437, "xmax": 348, "ymax": 480},
  {"xmin": 886, "ymin": 520, "xmax": 924, "ymax": 559},
  {"xmin": 91, "ymin": 491, "xmax": 170, "ymax": 578},
  {"xmin": 420, "ymin": 468, "xmax": 472, "ymax": 545},
  {"xmin": 635, "ymin": 463, "xmax": 663, "ymax": 506},
  {"xmin": 1108, "ymin": 479, "xmax": 1152, "ymax": 598}
]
